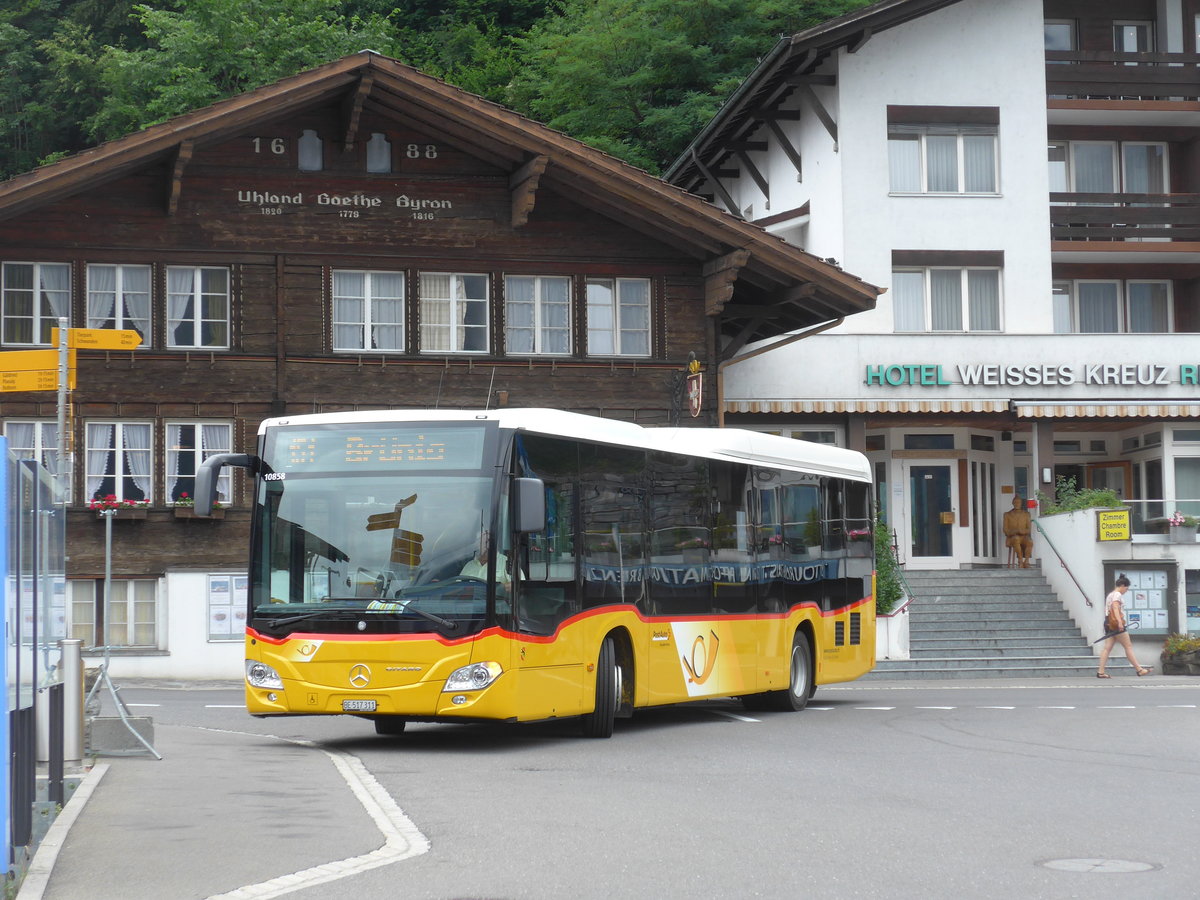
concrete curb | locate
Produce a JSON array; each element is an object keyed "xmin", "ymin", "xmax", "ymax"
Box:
[{"xmin": 16, "ymin": 764, "xmax": 110, "ymax": 900}]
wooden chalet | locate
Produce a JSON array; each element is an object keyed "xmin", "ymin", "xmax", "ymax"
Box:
[{"xmin": 0, "ymin": 52, "xmax": 880, "ymax": 675}]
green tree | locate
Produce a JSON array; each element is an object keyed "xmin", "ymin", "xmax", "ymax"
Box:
[
  {"xmin": 83, "ymin": 0, "xmax": 400, "ymax": 142},
  {"xmin": 507, "ymin": 0, "xmax": 873, "ymax": 173}
]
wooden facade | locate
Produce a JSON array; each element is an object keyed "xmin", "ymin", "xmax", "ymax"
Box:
[{"xmin": 0, "ymin": 53, "xmax": 878, "ymax": 658}]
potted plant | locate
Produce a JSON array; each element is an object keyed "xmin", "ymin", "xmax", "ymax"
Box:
[
  {"xmin": 1168, "ymin": 511, "xmax": 1198, "ymax": 542},
  {"xmin": 1161, "ymin": 633, "xmax": 1200, "ymax": 675},
  {"xmin": 88, "ymin": 494, "xmax": 150, "ymax": 519}
]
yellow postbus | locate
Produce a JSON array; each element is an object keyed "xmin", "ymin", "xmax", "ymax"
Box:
[{"xmin": 196, "ymin": 408, "xmax": 875, "ymax": 737}]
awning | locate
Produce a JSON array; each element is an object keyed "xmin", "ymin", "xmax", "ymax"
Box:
[
  {"xmin": 724, "ymin": 398, "xmax": 1010, "ymax": 414},
  {"xmin": 1014, "ymin": 402, "xmax": 1200, "ymax": 419}
]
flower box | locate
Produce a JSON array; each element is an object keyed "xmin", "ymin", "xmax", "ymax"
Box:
[
  {"xmin": 174, "ymin": 507, "xmax": 225, "ymax": 520},
  {"xmin": 103, "ymin": 507, "xmax": 148, "ymax": 520}
]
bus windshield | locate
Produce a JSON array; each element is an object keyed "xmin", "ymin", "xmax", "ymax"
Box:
[{"xmin": 253, "ymin": 472, "xmax": 501, "ymax": 635}]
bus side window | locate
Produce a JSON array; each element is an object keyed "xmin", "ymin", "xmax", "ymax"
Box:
[
  {"xmin": 648, "ymin": 452, "xmax": 710, "ymax": 615},
  {"xmin": 711, "ymin": 461, "xmax": 754, "ymax": 614},
  {"xmin": 580, "ymin": 443, "xmax": 646, "ymax": 610},
  {"xmin": 515, "ymin": 435, "xmax": 579, "ymax": 631}
]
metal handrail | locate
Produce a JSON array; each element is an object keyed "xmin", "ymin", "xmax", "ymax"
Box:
[{"xmin": 1032, "ymin": 517, "xmax": 1093, "ymax": 608}]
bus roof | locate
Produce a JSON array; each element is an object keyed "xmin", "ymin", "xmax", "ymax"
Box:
[{"xmin": 259, "ymin": 408, "xmax": 871, "ymax": 482}]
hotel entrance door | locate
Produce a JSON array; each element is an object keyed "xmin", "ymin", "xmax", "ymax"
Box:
[{"xmin": 903, "ymin": 462, "xmax": 956, "ymax": 569}]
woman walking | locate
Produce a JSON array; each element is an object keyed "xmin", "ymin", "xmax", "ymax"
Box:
[{"xmin": 1098, "ymin": 574, "xmax": 1152, "ymax": 678}]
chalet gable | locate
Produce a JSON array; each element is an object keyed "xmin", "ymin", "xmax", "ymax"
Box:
[{"xmin": 0, "ymin": 53, "xmax": 878, "ymax": 354}]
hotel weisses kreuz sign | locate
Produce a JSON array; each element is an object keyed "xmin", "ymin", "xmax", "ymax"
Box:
[{"xmin": 865, "ymin": 362, "xmax": 1198, "ymax": 387}]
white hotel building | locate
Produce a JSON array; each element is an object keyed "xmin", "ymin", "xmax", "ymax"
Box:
[{"xmin": 668, "ymin": 0, "xmax": 1200, "ymax": 589}]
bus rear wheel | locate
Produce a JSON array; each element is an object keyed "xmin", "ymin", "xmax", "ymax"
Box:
[
  {"xmin": 746, "ymin": 634, "xmax": 812, "ymax": 712},
  {"xmin": 581, "ymin": 637, "xmax": 619, "ymax": 738}
]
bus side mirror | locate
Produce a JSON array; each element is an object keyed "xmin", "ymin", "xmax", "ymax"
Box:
[
  {"xmin": 195, "ymin": 453, "xmax": 259, "ymax": 515},
  {"xmin": 513, "ymin": 477, "xmax": 546, "ymax": 534}
]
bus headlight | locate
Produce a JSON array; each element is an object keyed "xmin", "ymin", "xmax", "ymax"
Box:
[
  {"xmin": 246, "ymin": 660, "xmax": 284, "ymax": 689},
  {"xmin": 443, "ymin": 661, "xmax": 503, "ymax": 692}
]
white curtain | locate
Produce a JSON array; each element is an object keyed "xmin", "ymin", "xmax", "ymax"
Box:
[
  {"xmin": 967, "ymin": 270, "xmax": 1000, "ymax": 331},
  {"xmin": 925, "ymin": 136, "xmax": 959, "ymax": 192},
  {"xmin": 1128, "ymin": 282, "xmax": 1168, "ymax": 332},
  {"xmin": 124, "ymin": 424, "xmax": 152, "ymax": 500},
  {"xmin": 505, "ymin": 276, "xmax": 536, "ymax": 352},
  {"xmin": 167, "ymin": 268, "xmax": 195, "ymax": 345},
  {"xmin": 40, "ymin": 264, "xmax": 70, "ymax": 320},
  {"xmin": 87, "ymin": 265, "xmax": 117, "ymax": 327},
  {"xmin": 1072, "ymin": 144, "xmax": 1115, "ymax": 195},
  {"xmin": 542, "ymin": 276, "xmax": 570, "ymax": 354},
  {"xmin": 887, "ymin": 135, "xmax": 921, "ymax": 192},
  {"xmin": 202, "ymin": 424, "xmax": 232, "ymax": 502},
  {"xmin": 891, "ymin": 271, "xmax": 926, "ymax": 331},
  {"xmin": 123, "ymin": 266, "xmax": 151, "ymax": 339},
  {"xmin": 930, "ymin": 269, "xmax": 963, "ymax": 330},
  {"xmin": 1078, "ymin": 282, "xmax": 1119, "ymax": 332},
  {"xmin": 370, "ymin": 272, "xmax": 404, "ymax": 351},
  {"xmin": 1052, "ymin": 283, "xmax": 1073, "ymax": 333},
  {"xmin": 167, "ymin": 424, "xmax": 183, "ymax": 500},
  {"xmin": 616, "ymin": 280, "xmax": 649, "ymax": 356},
  {"xmin": 86, "ymin": 424, "xmax": 114, "ymax": 500},
  {"xmin": 420, "ymin": 274, "xmax": 451, "ymax": 352},
  {"xmin": 586, "ymin": 280, "xmax": 615, "ymax": 354},
  {"xmin": 332, "ymin": 271, "xmax": 365, "ymax": 350},
  {"xmin": 963, "ymin": 135, "xmax": 996, "ymax": 192}
]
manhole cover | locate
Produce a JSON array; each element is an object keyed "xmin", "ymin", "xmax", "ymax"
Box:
[{"xmin": 1040, "ymin": 858, "xmax": 1159, "ymax": 874}]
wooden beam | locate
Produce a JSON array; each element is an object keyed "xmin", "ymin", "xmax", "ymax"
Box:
[
  {"xmin": 783, "ymin": 74, "xmax": 837, "ymax": 87},
  {"xmin": 341, "ymin": 73, "xmax": 375, "ymax": 150},
  {"xmin": 848, "ymin": 27, "xmax": 873, "ymax": 53},
  {"xmin": 735, "ymin": 150, "xmax": 769, "ymax": 202},
  {"xmin": 727, "ymin": 141, "xmax": 768, "ymax": 152},
  {"xmin": 342, "ymin": 74, "xmax": 375, "ymax": 151},
  {"xmin": 692, "ymin": 150, "xmax": 741, "ymax": 218},
  {"xmin": 509, "ymin": 154, "xmax": 548, "ymax": 228},
  {"xmin": 703, "ymin": 249, "xmax": 751, "ymax": 316},
  {"xmin": 772, "ymin": 281, "xmax": 819, "ymax": 305},
  {"xmin": 166, "ymin": 140, "xmax": 193, "ymax": 217},
  {"xmin": 721, "ymin": 314, "xmax": 766, "ymax": 359},
  {"xmin": 799, "ymin": 83, "xmax": 838, "ymax": 149},
  {"xmin": 754, "ymin": 108, "xmax": 800, "ymax": 121},
  {"xmin": 764, "ymin": 118, "xmax": 802, "ymax": 181}
]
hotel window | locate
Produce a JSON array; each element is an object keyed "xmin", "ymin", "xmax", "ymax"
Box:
[
  {"xmin": 366, "ymin": 133, "xmax": 392, "ymax": 174},
  {"xmin": 70, "ymin": 578, "xmax": 159, "ymax": 649},
  {"xmin": 1053, "ymin": 280, "xmax": 1171, "ymax": 333},
  {"xmin": 419, "ymin": 273, "xmax": 489, "ymax": 352},
  {"xmin": 87, "ymin": 264, "xmax": 151, "ymax": 346},
  {"xmin": 85, "ymin": 422, "xmax": 152, "ymax": 504},
  {"xmin": 4, "ymin": 421, "xmax": 59, "ymax": 473},
  {"xmin": 167, "ymin": 422, "xmax": 233, "ymax": 505},
  {"xmin": 505, "ymin": 275, "xmax": 571, "ymax": 355},
  {"xmin": 166, "ymin": 266, "xmax": 230, "ymax": 349},
  {"xmin": 586, "ymin": 277, "xmax": 650, "ymax": 356},
  {"xmin": 892, "ymin": 268, "xmax": 1000, "ymax": 333},
  {"xmin": 2, "ymin": 262, "xmax": 70, "ymax": 345},
  {"xmin": 888, "ymin": 125, "xmax": 997, "ymax": 194},
  {"xmin": 1048, "ymin": 141, "xmax": 1167, "ymax": 197},
  {"xmin": 332, "ymin": 270, "xmax": 405, "ymax": 352}
]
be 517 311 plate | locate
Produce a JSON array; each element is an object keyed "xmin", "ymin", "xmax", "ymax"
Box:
[{"xmin": 342, "ymin": 699, "xmax": 377, "ymax": 712}]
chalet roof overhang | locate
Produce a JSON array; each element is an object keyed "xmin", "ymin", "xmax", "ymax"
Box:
[
  {"xmin": 0, "ymin": 52, "xmax": 881, "ymax": 351},
  {"xmin": 663, "ymin": 0, "xmax": 965, "ymax": 193}
]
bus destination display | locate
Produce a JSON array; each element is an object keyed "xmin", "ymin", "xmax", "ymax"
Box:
[{"xmin": 274, "ymin": 426, "xmax": 486, "ymax": 471}]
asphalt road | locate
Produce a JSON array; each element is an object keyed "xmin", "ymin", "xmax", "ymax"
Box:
[{"xmin": 45, "ymin": 677, "xmax": 1200, "ymax": 900}]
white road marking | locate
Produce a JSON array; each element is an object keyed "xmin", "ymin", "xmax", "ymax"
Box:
[
  {"xmin": 711, "ymin": 710, "xmax": 760, "ymax": 723},
  {"xmin": 977, "ymin": 706, "xmax": 1015, "ymax": 710},
  {"xmin": 204, "ymin": 735, "xmax": 429, "ymax": 900},
  {"xmin": 855, "ymin": 706, "xmax": 895, "ymax": 710},
  {"xmin": 1038, "ymin": 706, "xmax": 1076, "ymax": 710},
  {"xmin": 125, "ymin": 703, "xmax": 160, "ymax": 708},
  {"xmin": 915, "ymin": 706, "xmax": 956, "ymax": 710}
]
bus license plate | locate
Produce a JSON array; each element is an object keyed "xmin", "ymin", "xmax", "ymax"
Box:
[{"xmin": 342, "ymin": 699, "xmax": 377, "ymax": 712}]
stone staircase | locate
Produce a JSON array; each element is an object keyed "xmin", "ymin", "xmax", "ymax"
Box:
[{"xmin": 866, "ymin": 567, "xmax": 1128, "ymax": 680}]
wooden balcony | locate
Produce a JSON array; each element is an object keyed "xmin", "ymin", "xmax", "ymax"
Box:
[
  {"xmin": 1046, "ymin": 51, "xmax": 1200, "ymax": 101},
  {"xmin": 1049, "ymin": 193, "xmax": 1200, "ymax": 242}
]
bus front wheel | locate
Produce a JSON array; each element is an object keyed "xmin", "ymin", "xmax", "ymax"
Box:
[{"xmin": 581, "ymin": 637, "xmax": 619, "ymax": 738}]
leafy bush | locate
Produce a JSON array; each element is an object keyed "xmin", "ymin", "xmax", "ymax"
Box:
[
  {"xmin": 1162, "ymin": 633, "xmax": 1200, "ymax": 656},
  {"xmin": 874, "ymin": 513, "xmax": 903, "ymax": 615},
  {"xmin": 1036, "ymin": 475, "xmax": 1123, "ymax": 516}
]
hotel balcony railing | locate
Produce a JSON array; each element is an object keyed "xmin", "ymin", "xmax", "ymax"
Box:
[
  {"xmin": 1046, "ymin": 50, "xmax": 1200, "ymax": 101},
  {"xmin": 1049, "ymin": 193, "xmax": 1200, "ymax": 241}
]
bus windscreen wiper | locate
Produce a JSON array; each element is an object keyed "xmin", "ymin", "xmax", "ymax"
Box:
[{"xmin": 265, "ymin": 601, "xmax": 456, "ymax": 631}]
